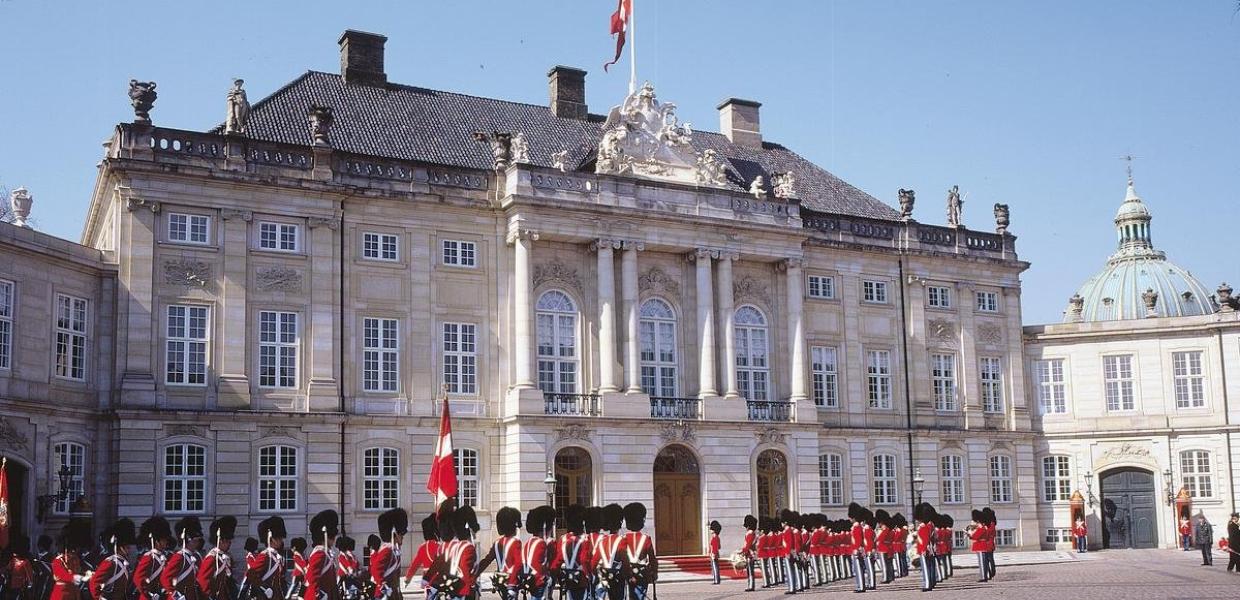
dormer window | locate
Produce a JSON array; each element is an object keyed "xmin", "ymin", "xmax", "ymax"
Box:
[{"xmin": 1182, "ymin": 291, "xmax": 1194, "ymax": 301}]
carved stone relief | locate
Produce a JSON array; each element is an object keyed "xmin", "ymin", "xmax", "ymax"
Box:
[
  {"xmin": 163, "ymin": 259, "xmax": 211, "ymax": 288},
  {"xmin": 0, "ymin": 417, "xmax": 30, "ymax": 452},
  {"xmin": 260, "ymin": 426, "xmax": 301, "ymax": 439},
  {"xmin": 255, "ymin": 266, "xmax": 303, "ymax": 292},
  {"xmin": 1097, "ymin": 443, "xmax": 1153, "ymax": 466},
  {"xmin": 976, "ymin": 323, "xmax": 1003, "ymax": 345},
  {"xmin": 734, "ymin": 275, "xmax": 774, "ymax": 308},
  {"xmin": 660, "ymin": 421, "xmax": 696, "ymax": 446},
  {"xmin": 556, "ymin": 423, "xmax": 593, "ymax": 442},
  {"xmin": 638, "ymin": 266, "xmax": 681, "ymax": 299},
  {"xmin": 165, "ymin": 424, "xmax": 206, "ymax": 438},
  {"xmin": 755, "ymin": 428, "xmax": 787, "ymax": 445},
  {"xmin": 927, "ymin": 318, "xmax": 957, "ymax": 347},
  {"xmin": 533, "ymin": 260, "xmax": 584, "ymax": 296}
]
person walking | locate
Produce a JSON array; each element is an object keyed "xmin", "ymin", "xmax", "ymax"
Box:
[
  {"xmin": 1226, "ymin": 514, "xmax": 1240, "ymax": 573},
  {"xmin": 1195, "ymin": 514, "xmax": 1215, "ymax": 566}
]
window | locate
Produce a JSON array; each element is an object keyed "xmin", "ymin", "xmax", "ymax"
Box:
[
  {"xmin": 55, "ymin": 294, "xmax": 88, "ymax": 381},
  {"xmin": 168, "ymin": 213, "xmax": 210, "ymax": 244},
  {"xmin": 734, "ymin": 306, "xmax": 770, "ymax": 401},
  {"xmin": 1034, "ymin": 359, "xmax": 1067, "ymax": 414},
  {"xmin": 807, "ymin": 275, "xmax": 835, "ymax": 300},
  {"xmin": 639, "ymin": 299, "xmax": 677, "ymax": 397},
  {"xmin": 872, "ymin": 454, "xmax": 898, "ymax": 505},
  {"xmin": 536, "ymin": 291, "xmax": 578, "ymax": 394},
  {"xmin": 166, "ymin": 305, "xmax": 208, "ymax": 385},
  {"xmin": 454, "ymin": 448, "xmax": 479, "ymax": 508},
  {"xmin": 52, "ymin": 442, "xmax": 85, "ymax": 514},
  {"xmin": 1041, "ymin": 455, "xmax": 1072, "ymax": 502},
  {"xmin": 976, "ymin": 291, "xmax": 999, "ymax": 313},
  {"xmin": 0, "ymin": 280, "xmax": 12, "ymax": 370},
  {"xmin": 989, "ymin": 455, "xmax": 1012, "ymax": 503},
  {"xmin": 1103, "ymin": 354, "xmax": 1135, "ymax": 411},
  {"xmin": 940, "ymin": 455, "xmax": 965, "ymax": 504},
  {"xmin": 163, "ymin": 443, "xmax": 206, "ymax": 513},
  {"xmin": 442, "ymin": 240, "xmax": 477, "ymax": 267},
  {"xmin": 258, "ymin": 445, "xmax": 298, "ymax": 512},
  {"xmin": 866, "ymin": 350, "xmax": 892, "ymax": 409},
  {"xmin": 980, "ymin": 357, "xmax": 1003, "ymax": 413},
  {"xmin": 1173, "ymin": 351, "xmax": 1206, "ymax": 408},
  {"xmin": 810, "ymin": 346, "xmax": 838, "ymax": 408},
  {"xmin": 819, "ymin": 453, "xmax": 843, "ymax": 506},
  {"xmin": 362, "ymin": 232, "xmax": 399, "ymax": 261},
  {"xmin": 1181, "ymin": 450, "xmax": 1213, "ymax": 499},
  {"xmin": 862, "ymin": 280, "xmax": 888, "ymax": 304},
  {"xmin": 362, "ymin": 447, "xmax": 400, "ymax": 511},
  {"xmin": 442, "ymin": 322, "xmax": 478, "ymax": 395},
  {"xmin": 362, "ymin": 318, "xmax": 399, "ymax": 392},
  {"xmin": 1044, "ymin": 528, "xmax": 1071, "ymax": 543},
  {"xmin": 927, "ymin": 286, "xmax": 952, "ymax": 308},
  {"xmin": 259, "ymin": 311, "xmax": 298, "ymax": 388},
  {"xmin": 995, "ymin": 529, "xmax": 1015, "ymax": 547},
  {"xmin": 953, "ymin": 530, "xmax": 969, "ymax": 549},
  {"xmin": 931, "ymin": 353, "xmax": 957, "ymax": 411},
  {"xmin": 259, "ymin": 222, "xmax": 299, "ymax": 252}
]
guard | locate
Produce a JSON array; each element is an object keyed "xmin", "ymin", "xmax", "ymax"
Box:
[
  {"xmin": 134, "ymin": 518, "xmax": 173, "ymax": 600},
  {"xmin": 304, "ymin": 510, "xmax": 341, "ymax": 600},
  {"xmin": 161, "ymin": 517, "xmax": 204, "ymax": 600},
  {"xmin": 621, "ymin": 503, "xmax": 655, "ymax": 600},
  {"xmin": 51, "ymin": 519, "xmax": 92, "ymax": 600},
  {"xmin": 478, "ymin": 507, "xmax": 522, "ymax": 600},
  {"xmin": 198, "ymin": 517, "xmax": 236, "ymax": 600},
  {"xmin": 90, "ymin": 519, "xmax": 136, "ymax": 600},
  {"xmin": 740, "ymin": 515, "xmax": 757, "ymax": 592},
  {"xmin": 550, "ymin": 505, "xmax": 592, "ymax": 600},
  {"xmin": 369, "ymin": 509, "xmax": 408, "ymax": 600},
  {"xmin": 252, "ymin": 517, "xmax": 287, "ymax": 600}
]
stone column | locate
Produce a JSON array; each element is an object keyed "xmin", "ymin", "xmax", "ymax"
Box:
[
  {"xmin": 511, "ymin": 228, "xmax": 539, "ymax": 389},
  {"xmin": 593, "ymin": 239, "xmax": 619, "ymax": 393},
  {"xmin": 693, "ymin": 248, "xmax": 718, "ymax": 398},
  {"xmin": 785, "ymin": 258, "xmax": 808, "ymax": 402},
  {"xmin": 717, "ymin": 252, "xmax": 739, "ymax": 398},
  {"xmin": 119, "ymin": 196, "xmax": 160, "ymax": 407},
  {"xmin": 306, "ymin": 216, "xmax": 341, "ymax": 411},
  {"xmin": 622, "ymin": 241, "xmax": 644, "ymax": 393},
  {"xmin": 216, "ymin": 208, "xmax": 252, "ymax": 409}
]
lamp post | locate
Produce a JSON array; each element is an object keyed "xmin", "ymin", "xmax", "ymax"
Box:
[
  {"xmin": 912, "ymin": 469, "xmax": 925, "ymax": 506},
  {"xmin": 544, "ymin": 467, "xmax": 557, "ymax": 508},
  {"xmin": 36, "ymin": 463, "xmax": 74, "ymax": 523},
  {"xmin": 1083, "ymin": 471, "xmax": 1098, "ymax": 508},
  {"xmin": 1163, "ymin": 468, "xmax": 1175, "ymax": 506}
]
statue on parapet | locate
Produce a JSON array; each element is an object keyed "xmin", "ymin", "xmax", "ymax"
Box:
[
  {"xmin": 898, "ymin": 189, "xmax": 915, "ymax": 220},
  {"xmin": 129, "ymin": 80, "xmax": 158, "ymax": 124},
  {"xmin": 946, "ymin": 185, "xmax": 963, "ymax": 227},
  {"xmin": 225, "ymin": 79, "xmax": 250, "ymax": 135}
]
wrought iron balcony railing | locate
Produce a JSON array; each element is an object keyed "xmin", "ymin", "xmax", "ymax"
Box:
[
  {"xmin": 747, "ymin": 400, "xmax": 793, "ymax": 422},
  {"xmin": 543, "ymin": 393, "xmax": 601, "ymax": 417},
  {"xmin": 649, "ymin": 397, "xmax": 702, "ymax": 420}
]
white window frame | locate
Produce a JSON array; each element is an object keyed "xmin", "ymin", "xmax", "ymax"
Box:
[
  {"xmin": 362, "ymin": 447, "xmax": 400, "ymax": 511},
  {"xmin": 54, "ymin": 294, "xmax": 88, "ymax": 381},
  {"xmin": 806, "ymin": 275, "xmax": 835, "ymax": 300},
  {"xmin": 454, "ymin": 447, "xmax": 479, "ymax": 508},
  {"xmin": 931, "ymin": 353, "xmax": 957, "ymax": 411},
  {"xmin": 362, "ymin": 232, "xmax": 400, "ymax": 262},
  {"xmin": 536, "ymin": 291, "xmax": 579, "ymax": 395},
  {"xmin": 162, "ymin": 443, "xmax": 207, "ymax": 514},
  {"xmin": 810, "ymin": 345, "xmax": 839, "ymax": 408},
  {"xmin": 940, "ymin": 455, "xmax": 965, "ymax": 504},
  {"xmin": 258, "ymin": 311, "xmax": 299, "ymax": 389},
  {"xmin": 1034, "ymin": 359, "xmax": 1067, "ymax": 415},
  {"xmin": 1103, "ymin": 354, "xmax": 1136, "ymax": 411},
  {"xmin": 989, "ymin": 455, "xmax": 1013, "ymax": 503},
  {"xmin": 819, "ymin": 453, "xmax": 844, "ymax": 507},
  {"xmin": 442, "ymin": 322, "xmax": 478, "ymax": 395},
  {"xmin": 165, "ymin": 305, "xmax": 209, "ymax": 386},
  {"xmin": 862, "ymin": 280, "xmax": 888, "ymax": 304},
  {"xmin": 441, "ymin": 239, "xmax": 477, "ymax": 268},
  {"xmin": 258, "ymin": 221, "xmax": 300, "ymax": 252},
  {"xmin": 639, "ymin": 299, "xmax": 678, "ymax": 397},
  {"xmin": 1172, "ymin": 350, "xmax": 1206, "ymax": 409},
  {"xmin": 976, "ymin": 291, "xmax": 1000, "ymax": 313},
  {"xmin": 1041, "ymin": 455, "xmax": 1072, "ymax": 502},
  {"xmin": 866, "ymin": 350, "xmax": 892, "ymax": 409},
  {"xmin": 168, "ymin": 212, "xmax": 211, "ymax": 245},
  {"xmin": 52, "ymin": 441, "xmax": 85, "ymax": 515},
  {"xmin": 980, "ymin": 356, "xmax": 1004, "ymax": 413},
  {"xmin": 362, "ymin": 318, "xmax": 399, "ymax": 393},
  {"xmin": 0, "ymin": 279, "xmax": 13, "ymax": 370},
  {"xmin": 927, "ymin": 285, "xmax": 952, "ymax": 309},
  {"xmin": 1045, "ymin": 528, "xmax": 1071, "ymax": 544},
  {"xmin": 872, "ymin": 454, "xmax": 898, "ymax": 505},
  {"xmin": 995, "ymin": 529, "xmax": 1015, "ymax": 547},
  {"xmin": 257, "ymin": 444, "xmax": 299, "ymax": 512},
  {"xmin": 734, "ymin": 306, "xmax": 771, "ymax": 401},
  {"xmin": 1181, "ymin": 450, "xmax": 1214, "ymax": 499}
]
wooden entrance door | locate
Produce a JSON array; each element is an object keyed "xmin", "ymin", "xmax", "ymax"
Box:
[
  {"xmin": 653, "ymin": 445, "xmax": 701, "ymax": 556},
  {"xmin": 1101, "ymin": 468, "xmax": 1158, "ymax": 549}
]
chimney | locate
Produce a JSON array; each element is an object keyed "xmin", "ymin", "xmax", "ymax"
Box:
[
  {"xmin": 338, "ymin": 30, "xmax": 388, "ymax": 86},
  {"xmin": 717, "ymin": 98, "xmax": 762, "ymax": 149},
  {"xmin": 548, "ymin": 66, "xmax": 588, "ymax": 120}
]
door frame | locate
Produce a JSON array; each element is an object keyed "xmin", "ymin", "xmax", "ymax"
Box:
[
  {"xmin": 1099, "ymin": 466, "xmax": 1158, "ymax": 550},
  {"xmin": 653, "ymin": 444, "xmax": 703, "ymax": 556}
]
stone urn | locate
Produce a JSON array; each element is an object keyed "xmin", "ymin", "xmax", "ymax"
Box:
[{"xmin": 9, "ymin": 187, "xmax": 32, "ymax": 228}]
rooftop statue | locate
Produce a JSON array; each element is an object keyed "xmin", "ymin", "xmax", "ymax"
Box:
[
  {"xmin": 749, "ymin": 176, "xmax": 767, "ymax": 200},
  {"xmin": 510, "ymin": 132, "xmax": 531, "ymax": 164},
  {"xmin": 897, "ymin": 189, "xmax": 915, "ymax": 220},
  {"xmin": 994, "ymin": 203, "xmax": 1010, "ymax": 234},
  {"xmin": 128, "ymin": 80, "xmax": 158, "ymax": 124},
  {"xmin": 224, "ymin": 79, "xmax": 250, "ymax": 135},
  {"xmin": 946, "ymin": 185, "xmax": 963, "ymax": 227},
  {"xmin": 773, "ymin": 172, "xmax": 797, "ymax": 199},
  {"xmin": 596, "ymin": 82, "xmax": 697, "ymax": 183}
]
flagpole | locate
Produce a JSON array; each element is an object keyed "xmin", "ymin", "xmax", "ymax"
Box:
[{"xmin": 628, "ymin": 0, "xmax": 637, "ymax": 94}]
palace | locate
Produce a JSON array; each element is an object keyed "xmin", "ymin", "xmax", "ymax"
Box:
[{"xmin": 0, "ymin": 30, "xmax": 1232, "ymax": 559}]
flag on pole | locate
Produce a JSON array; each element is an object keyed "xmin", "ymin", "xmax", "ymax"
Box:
[
  {"xmin": 426, "ymin": 393, "xmax": 457, "ymax": 512},
  {"xmin": 604, "ymin": 0, "xmax": 633, "ymax": 72},
  {"xmin": 0, "ymin": 457, "xmax": 9, "ymax": 549}
]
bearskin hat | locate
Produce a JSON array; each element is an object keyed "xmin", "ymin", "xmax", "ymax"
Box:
[
  {"xmin": 452, "ymin": 505, "xmax": 479, "ymax": 540},
  {"xmin": 982, "ymin": 507, "xmax": 996, "ymax": 526},
  {"xmin": 875, "ymin": 510, "xmax": 891, "ymax": 528},
  {"xmin": 743, "ymin": 514, "xmax": 758, "ymax": 530},
  {"xmin": 378, "ymin": 508, "xmax": 409, "ymax": 542},
  {"xmin": 565, "ymin": 504, "xmax": 587, "ymax": 535},
  {"xmin": 847, "ymin": 502, "xmax": 865, "ymax": 522},
  {"xmin": 139, "ymin": 517, "xmax": 173, "ymax": 548},
  {"xmin": 59, "ymin": 518, "xmax": 93, "ymax": 551},
  {"xmin": 437, "ymin": 508, "xmax": 456, "ymax": 541},
  {"xmin": 603, "ymin": 504, "xmax": 624, "ymax": 534},
  {"xmin": 941, "ymin": 514, "xmax": 954, "ymax": 528},
  {"xmin": 209, "ymin": 516, "xmax": 237, "ymax": 544},
  {"xmin": 258, "ymin": 516, "xmax": 287, "ymax": 543},
  {"xmin": 420, "ymin": 514, "xmax": 439, "ymax": 541},
  {"xmin": 309, "ymin": 510, "xmax": 339, "ymax": 545},
  {"xmin": 585, "ymin": 506, "xmax": 604, "ymax": 533},
  {"xmin": 623, "ymin": 503, "xmax": 647, "ymax": 531},
  {"xmin": 335, "ymin": 536, "xmax": 355, "ymax": 552},
  {"xmin": 892, "ymin": 513, "xmax": 907, "ymax": 529},
  {"xmin": 175, "ymin": 516, "xmax": 204, "ymax": 544},
  {"xmin": 533, "ymin": 505, "xmax": 557, "ymax": 537},
  {"xmin": 367, "ymin": 535, "xmax": 381, "ymax": 552},
  {"xmin": 290, "ymin": 537, "xmax": 307, "ymax": 553},
  {"xmin": 708, "ymin": 520, "xmax": 722, "ymax": 534},
  {"xmin": 244, "ymin": 537, "xmax": 260, "ymax": 553},
  {"xmin": 111, "ymin": 518, "xmax": 137, "ymax": 547},
  {"xmin": 496, "ymin": 507, "xmax": 523, "ymax": 537},
  {"xmin": 971, "ymin": 509, "xmax": 984, "ymax": 524}
]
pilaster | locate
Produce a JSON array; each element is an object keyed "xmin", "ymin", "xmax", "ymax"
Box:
[
  {"xmin": 621, "ymin": 240, "xmax": 644, "ymax": 394},
  {"xmin": 216, "ymin": 208, "xmax": 252, "ymax": 409},
  {"xmin": 306, "ymin": 216, "xmax": 340, "ymax": 411},
  {"xmin": 118, "ymin": 193, "xmax": 159, "ymax": 406},
  {"xmin": 691, "ymin": 248, "xmax": 718, "ymax": 398}
]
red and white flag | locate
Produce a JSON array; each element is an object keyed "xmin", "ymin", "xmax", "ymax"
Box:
[
  {"xmin": 0, "ymin": 457, "xmax": 9, "ymax": 549},
  {"xmin": 426, "ymin": 396, "xmax": 457, "ymax": 512},
  {"xmin": 604, "ymin": 0, "xmax": 633, "ymax": 72}
]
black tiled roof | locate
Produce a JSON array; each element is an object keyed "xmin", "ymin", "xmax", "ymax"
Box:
[{"xmin": 231, "ymin": 71, "xmax": 899, "ymax": 220}]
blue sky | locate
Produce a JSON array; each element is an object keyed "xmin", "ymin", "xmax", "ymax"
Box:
[{"xmin": 1, "ymin": 1, "xmax": 1236, "ymax": 324}]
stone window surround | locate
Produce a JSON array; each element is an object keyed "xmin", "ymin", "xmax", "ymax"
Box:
[
  {"xmin": 254, "ymin": 217, "xmax": 305, "ymax": 254},
  {"xmin": 870, "ymin": 451, "xmax": 900, "ymax": 506},
  {"xmin": 253, "ymin": 440, "xmax": 303, "ymax": 514},
  {"xmin": 1170, "ymin": 348, "xmax": 1209, "ymax": 410},
  {"xmin": 256, "ymin": 308, "xmax": 301, "ymax": 391},
  {"xmin": 164, "ymin": 303, "xmax": 210, "ymax": 388},
  {"xmin": 805, "ymin": 272, "xmax": 837, "ymax": 301},
  {"xmin": 166, "ymin": 209, "xmax": 214, "ymax": 246},
  {"xmin": 357, "ymin": 228, "xmax": 405, "ymax": 265},
  {"xmin": 1101, "ymin": 352, "xmax": 1140, "ymax": 413},
  {"xmin": 809, "ymin": 343, "xmax": 839, "ymax": 409},
  {"xmin": 53, "ymin": 292, "xmax": 90, "ymax": 383},
  {"xmin": 865, "ymin": 347, "xmax": 895, "ymax": 410},
  {"xmin": 440, "ymin": 238, "xmax": 479, "ymax": 269},
  {"xmin": 360, "ymin": 445, "xmax": 401, "ymax": 512},
  {"xmin": 818, "ymin": 450, "xmax": 846, "ymax": 507},
  {"xmin": 360, "ymin": 315, "xmax": 401, "ymax": 395},
  {"xmin": 975, "ymin": 289, "xmax": 1001, "ymax": 314},
  {"xmin": 989, "ymin": 453, "xmax": 1015, "ymax": 504},
  {"xmin": 1039, "ymin": 454, "xmax": 1072, "ymax": 504},
  {"xmin": 50, "ymin": 438, "xmax": 87, "ymax": 515},
  {"xmin": 926, "ymin": 284, "xmax": 953, "ymax": 310},
  {"xmin": 939, "ymin": 452, "xmax": 967, "ymax": 505},
  {"xmin": 861, "ymin": 278, "xmax": 890, "ymax": 305},
  {"xmin": 1032, "ymin": 356, "xmax": 1071, "ymax": 417},
  {"xmin": 440, "ymin": 319, "xmax": 480, "ymax": 397},
  {"xmin": 0, "ymin": 278, "xmax": 13, "ymax": 371},
  {"xmin": 355, "ymin": 439, "xmax": 410, "ymax": 513},
  {"xmin": 435, "ymin": 232, "xmax": 485, "ymax": 271},
  {"xmin": 638, "ymin": 297, "xmax": 680, "ymax": 398},
  {"xmin": 159, "ymin": 437, "xmax": 213, "ymax": 515}
]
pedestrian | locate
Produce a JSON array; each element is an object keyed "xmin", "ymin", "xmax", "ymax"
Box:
[
  {"xmin": 1194, "ymin": 514, "xmax": 1214, "ymax": 566},
  {"xmin": 1227, "ymin": 514, "xmax": 1240, "ymax": 573},
  {"xmin": 740, "ymin": 515, "xmax": 758, "ymax": 592},
  {"xmin": 1180, "ymin": 513, "xmax": 1193, "ymax": 551},
  {"xmin": 707, "ymin": 520, "xmax": 722, "ymax": 585},
  {"xmin": 1072, "ymin": 517, "xmax": 1088, "ymax": 553}
]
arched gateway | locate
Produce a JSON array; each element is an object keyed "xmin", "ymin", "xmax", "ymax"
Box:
[
  {"xmin": 1100, "ymin": 467, "xmax": 1158, "ymax": 549},
  {"xmin": 653, "ymin": 445, "xmax": 701, "ymax": 555}
]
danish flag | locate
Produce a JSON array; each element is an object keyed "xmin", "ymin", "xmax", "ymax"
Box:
[
  {"xmin": 604, "ymin": 0, "xmax": 632, "ymax": 72},
  {"xmin": 0, "ymin": 457, "xmax": 9, "ymax": 549},
  {"xmin": 426, "ymin": 396, "xmax": 457, "ymax": 512}
]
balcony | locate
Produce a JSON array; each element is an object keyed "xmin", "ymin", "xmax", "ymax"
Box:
[
  {"xmin": 543, "ymin": 393, "xmax": 601, "ymax": 417},
  {"xmin": 649, "ymin": 397, "xmax": 702, "ymax": 420},
  {"xmin": 747, "ymin": 400, "xmax": 793, "ymax": 422}
]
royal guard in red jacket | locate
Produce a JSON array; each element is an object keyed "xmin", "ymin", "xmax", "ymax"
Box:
[
  {"xmin": 846, "ymin": 504, "xmax": 868, "ymax": 594},
  {"xmin": 197, "ymin": 517, "xmax": 236, "ymax": 600},
  {"xmin": 593, "ymin": 504, "xmax": 625, "ymax": 600},
  {"xmin": 519, "ymin": 506, "xmax": 554, "ymax": 600},
  {"xmin": 933, "ymin": 514, "xmax": 953, "ymax": 581},
  {"xmin": 134, "ymin": 518, "xmax": 174, "ymax": 600},
  {"xmin": 5, "ymin": 535, "xmax": 37, "ymax": 600},
  {"xmin": 706, "ymin": 520, "xmax": 722, "ymax": 586},
  {"xmin": 303, "ymin": 511, "xmax": 340, "ymax": 600},
  {"xmin": 582, "ymin": 507, "xmax": 604, "ymax": 598},
  {"xmin": 437, "ymin": 506, "xmax": 478, "ymax": 600},
  {"xmin": 777, "ymin": 510, "xmax": 796, "ymax": 594},
  {"xmin": 287, "ymin": 539, "xmax": 307, "ymax": 600},
  {"xmin": 335, "ymin": 537, "xmax": 362, "ymax": 600},
  {"xmin": 550, "ymin": 505, "xmax": 593, "ymax": 600},
  {"xmin": 862, "ymin": 514, "xmax": 877, "ymax": 590},
  {"xmin": 240, "ymin": 538, "xmax": 260, "ymax": 600},
  {"xmin": 891, "ymin": 514, "xmax": 910, "ymax": 578},
  {"xmin": 978, "ymin": 508, "xmax": 997, "ymax": 582},
  {"xmin": 51, "ymin": 519, "xmax": 93, "ymax": 600},
  {"xmin": 621, "ymin": 503, "xmax": 656, "ymax": 600},
  {"xmin": 872, "ymin": 511, "xmax": 893, "ymax": 585},
  {"xmin": 90, "ymin": 519, "xmax": 137, "ymax": 600},
  {"xmin": 476, "ymin": 507, "xmax": 522, "ymax": 600},
  {"xmin": 161, "ymin": 517, "xmax": 204, "ymax": 600},
  {"xmin": 1072, "ymin": 518, "xmax": 1088, "ymax": 553},
  {"xmin": 402, "ymin": 514, "xmax": 443, "ymax": 598},
  {"xmin": 913, "ymin": 504, "xmax": 937, "ymax": 593},
  {"xmin": 739, "ymin": 515, "xmax": 757, "ymax": 591},
  {"xmin": 249, "ymin": 517, "xmax": 286, "ymax": 600},
  {"xmin": 366, "ymin": 509, "xmax": 406, "ymax": 600}
]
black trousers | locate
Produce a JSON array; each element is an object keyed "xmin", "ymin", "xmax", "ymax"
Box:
[
  {"xmin": 1227, "ymin": 552, "xmax": 1240, "ymax": 571},
  {"xmin": 1201, "ymin": 543, "xmax": 1213, "ymax": 565}
]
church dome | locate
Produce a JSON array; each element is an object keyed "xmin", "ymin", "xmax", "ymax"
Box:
[{"xmin": 1064, "ymin": 177, "xmax": 1216, "ymax": 322}]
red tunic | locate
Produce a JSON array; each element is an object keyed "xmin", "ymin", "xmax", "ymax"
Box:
[
  {"xmin": 132, "ymin": 550, "xmax": 167, "ymax": 600},
  {"xmin": 593, "ymin": 533, "xmax": 623, "ymax": 572},
  {"xmin": 367, "ymin": 543, "xmax": 401, "ymax": 600},
  {"xmin": 863, "ymin": 525, "xmax": 876, "ymax": 553},
  {"xmin": 874, "ymin": 527, "xmax": 892, "ymax": 554},
  {"xmin": 982, "ymin": 524, "xmax": 997, "ymax": 553},
  {"xmin": 849, "ymin": 523, "xmax": 864, "ymax": 554},
  {"xmin": 161, "ymin": 550, "xmax": 201, "ymax": 600},
  {"xmin": 51, "ymin": 553, "xmax": 83, "ymax": 600},
  {"xmin": 549, "ymin": 533, "xmax": 592, "ymax": 590},
  {"xmin": 915, "ymin": 523, "xmax": 935, "ymax": 555},
  {"xmin": 488, "ymin": 536, "xmax": 522, "ymax": 587},
  {"xmin": 196, "ymin": 549, "xmax": 232, "ymax": 600},
  {"xmin": 336, "ymin": 552, "xmax": 358, "ymax": 580},
  {"xmin": 402, "ymin": 541, "xmax": 440, "ymax": 585},
  {"xmin": 1072, "ymin": 522, "xmax": 1088, "ymax": 538},
  {"xmin": 969, "ymin": 526, "xmax": 987, "ymax": 552},
  {"xmin": 89, "ymin": 555, "xmax": 132, "ymax": 600},
  {"xmin": 444, "ymin": 540, "xmax": 476, "ymax": 597},
  {"xmin": 521, "ymin": 537, "xmax": 547, "ymax": 588},
  {"xmin": 742, "ymin": 531, "xmax": 756, "ymax": 557},
  {"xmin": 7, "ymin": 556, "xmax": 34, "ymax": 590},
  {"xmin": 708, "ymin": 534, "xmax": 720, "ymax": 559},
  {"xmin": 935, "ymin": 528, "xmax": 952, "ymax": 555},
  {"xmin": 248, "ymin": 548, "xmax": 285, "ymax": 600},
  {"xmin": 623, "ymin": 532, "xmax": 657, "ymax": 584},
  {"xmin": 893, "ymin": 528, "xmax": 908, "ymax": 554},
  {"xmin": 302, "ymin": 547, "xmax": 338, "ymax": 600}
]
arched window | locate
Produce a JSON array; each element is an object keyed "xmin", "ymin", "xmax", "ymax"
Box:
[
  {"xmin": 1041, "ymin": 455, "xmax": 1072, "ymax": 502},
  {"xmin": 536, "ymin": 291, "xmax": 578, "ymax": 394},
  {"xmin": 989, "ymin": 455, "xmax": 1013, "ymax": 503},
  {"xmin": 52, "ymin": 442, "xmax": 85, "ymax": 514},
  {"xmin": 555, "ymin": 447, "xmax": 593, "ymax": 527},
  {"xmin": 258, "ymin": 444, "xmax": 298, "ymax": 512},
  {"xmin": 819, "ymin": 453, "xmax": 844, "ymax": 506},
  {"xmin": 163, "ymin": 443, "xmax": 207, "ymax": 514},
  {"xmin": 639, "ymin": 299, "xmax": 677, "ymax": 397},
  {"xmin": 454, "ymin": 448, "xmax": 479, "ymax": 507},
  {"xmin": 362, "ymin": 447, "xmax": 400, "ymax": 511},
  {"xmin": 1181, "ymin": 450, "xmax": 1213, "ymax": 498},
  {"xmin": 872, "ymin": 454, "xmax": 898, "ymax": 505},
  {"xmin": 940, "ymin": 454, "xmax": 965, "ymax": 504},
  {"xmin": 756, "ymin": 449, "xmax": 789, "ymax": 519},
  {"xmin": 734, "ymin": 306, "xmax": 770, "ymax": 401}
]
